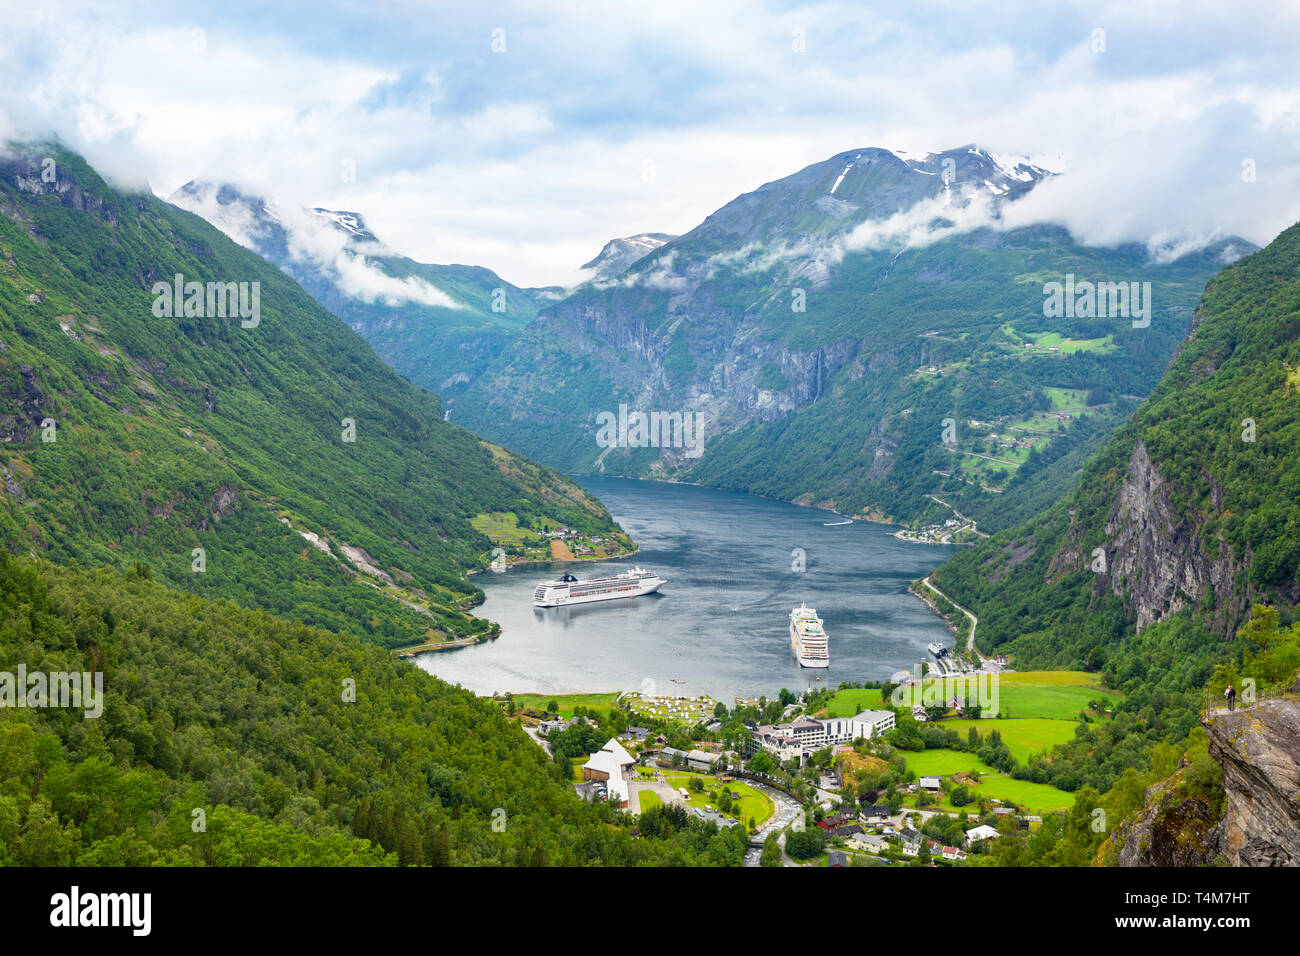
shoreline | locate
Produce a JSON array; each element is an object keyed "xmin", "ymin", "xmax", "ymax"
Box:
[
  {"xmin": 572, "ymin": 471, "xmax": 907, "ymax": 530},
  {"xmin": 466, "ymin": 543, "xmax": 641, "ymax": 576}
]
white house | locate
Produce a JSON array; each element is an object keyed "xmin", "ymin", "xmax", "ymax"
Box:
[
  {"xmin": 851, "ymin": 833, "xmax": 888, "ymax": 854},
  {"xmin": 965, "ymin": 824, "xmax": 1001, "ymax": 845}
]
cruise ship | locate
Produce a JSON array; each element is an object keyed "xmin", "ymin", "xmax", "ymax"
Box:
[
  {"xmin": 790, "ymin": 603, "xmax": 829, "ymax": 668},
  {"xmin": 533, "ymin": 567, "xmax": 665, "ymax": 607}
]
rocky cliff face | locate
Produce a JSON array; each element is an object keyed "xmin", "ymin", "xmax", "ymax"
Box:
[
  {"xmin": 1206, "ymin": 694, "xmax": 1300, "ymax": 866},
  {"xmin": 1112, "ymin": 764, "xmax": 1224, "ymax": 867},
  {"xmin": 1114, "ymin": 693, "xmax": 1300, "ymax": 867},
  {"xmin": 1048, "ymin": 439, "xmax": 1254, "ymax": 638}
]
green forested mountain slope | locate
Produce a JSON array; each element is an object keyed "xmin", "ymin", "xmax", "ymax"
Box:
[
  {"xmin": 0, "ymin": 552, "xmax": 736, "ymax": 865},
  {"xmin": 879, "ymin": 226, "xmax": 1300, "ymax": 852},
  {"xmin": 933, "ymin": 220, "xmax": 1300, "ymax": 671},
  {"xmin": 452, "ymin": 146, "xmax": 1250, "ymax": 531},
  {"xmin": 0, "ymin": 146, "xmax": 622, "ymax": 648}
]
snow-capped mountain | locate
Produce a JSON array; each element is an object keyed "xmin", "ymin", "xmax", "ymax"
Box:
[
  {"xmin": 579, "ymin": 233, "xmax": 678, "ymax": 282},
  {"xmin": 169, "ymin": 181, "xmax": 558, "ymax": 393},
  {"xmin": 450, "ymin": 143, "xmax": 1253, "ymax": 530}
]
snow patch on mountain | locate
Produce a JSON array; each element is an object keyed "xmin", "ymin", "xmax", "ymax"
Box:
[
  {"xmin": 829, "ymin": 162, "xmax": 854, "ymax": 195},
  {"xmin": 579, "ymin": 232, "xmax": 678, "ymax": 282}
]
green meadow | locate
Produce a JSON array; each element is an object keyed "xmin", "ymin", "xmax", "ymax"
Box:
[
  {"xmin": 943, "ymin": 718, "xmax": 1080, "ymax": 762},
  {"xmin": 659, "ymin": 771, "xmax": 774, "ymax": 828},
  {"xmin": 503, "ymin": 692, "xmax": 621, "ymax": 718},
  {"xmin": 903, "ymin": 751, "xmax": 1076, "ymax": 812}
]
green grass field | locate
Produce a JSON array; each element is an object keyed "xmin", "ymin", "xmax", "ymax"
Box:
[
  {"xmin": 471, "ymin": 511, "xmax": 536, "ymax": 546},
  {"xmin": 505, "ymin": 692, "xmax": 620, "ymax": 718},
  {"xmin": 637, "ymin": 790, "xmax": 663, "ymax": 813},
  {"xmin": 660, "ymin": 771, "xmax": 774, "ymax": 828},
  {"xmin": 1026, "ymin": 332, "xmax": 1116, "ymax": 355},
  {"xmin": 903, "ymin": 749, "xmax": 993, "ymax": 776},
  {"xmin": 820, "ymin": 687, "xmax": 890, "ymax": 717},
  {"xmin": 901, "ymin": 670, "xmax": 1116, "ymax": 720},
  {"xmin": 935, "ymin": 718, "xmax": 1081, "ymax": 762},
  {"xmin": 903, "ymin": 750, "xmax": 1076, "ymax": 812},
  {"xmin": 824, "ymin": 671, "xmax": 1115, "ymax": 722},
  {"xmin": 1043, "ymin": 386, "xmax": 1092, "ymax": 410},
  {"xmin": 993, "ymin": 671, "xmax": 1115, "ymax": 720}
]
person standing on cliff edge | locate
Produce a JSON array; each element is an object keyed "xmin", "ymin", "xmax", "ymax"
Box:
[{"xmin": 1224, "ymin": 685, "xmax": 1237, "ymax": 711}]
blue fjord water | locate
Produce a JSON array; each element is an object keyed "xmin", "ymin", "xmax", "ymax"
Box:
[{"xmin": 414, "ymin": 476, "xmax": 959, "ymax": 702}]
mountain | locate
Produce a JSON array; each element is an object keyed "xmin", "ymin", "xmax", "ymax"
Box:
[
  {"xmin": 0, "ymin": 145, "xmax": 629, "ymax": 650},
  {"xmin": 450, "ymin": 145, "xmax": 1253, "ymax": 533},
  {"xmin": 168, "ymin": 181, "xmax": 562, "ymax": 394},
  {"xmin": 922, "ymin": 223, "xmax": 1300, "ymax": 866},
  {"xmin": 579, "ymin": 232, "xmax": 677, "ymax": 281},
  {"xmin": 931, "ymin": 219, "xmax": 1300, "ymax": 668}
]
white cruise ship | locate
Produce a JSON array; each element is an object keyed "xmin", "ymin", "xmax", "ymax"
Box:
[
  {"xmin": 790, "ymin": 603, "xmax": 829, "ymax": 668},
  {"xmin": 533, "ymin": 567, "xmax": 665, "ymax": 607}
]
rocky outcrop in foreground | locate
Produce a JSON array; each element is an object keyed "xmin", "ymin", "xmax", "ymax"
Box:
[
  {"xmin": 1206, "ymin": 695, "xmax": 1300, "ymax": 866},
  {"xmin": 1114, "ymin": 691, "xmax": 1300, "ymax": 867}
]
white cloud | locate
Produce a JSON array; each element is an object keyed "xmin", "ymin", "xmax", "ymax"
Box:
[
  {"xmin": 1, "ymin": 1, "xmax": 1298, "ymax": 286},
  {"xmin": 171, "ymin": 184, "xmax": 462, "ymax": 308}
]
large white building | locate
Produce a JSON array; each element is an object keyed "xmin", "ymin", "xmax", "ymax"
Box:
[
  {"xmin": 753, "ymin": 708, "xmax": 897, "ymax": 761},
  {"xmin": 583, "ymin": 738, "xmax": 635, "ymax": 807},
  {"xmin": 822, "ymin": 709, "xmax": 896, "ymax": 745}
]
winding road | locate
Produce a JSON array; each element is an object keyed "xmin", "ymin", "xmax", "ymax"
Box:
[{"xmin": 921, "ymin": 576, "xmax": 985, "ymax": 665}]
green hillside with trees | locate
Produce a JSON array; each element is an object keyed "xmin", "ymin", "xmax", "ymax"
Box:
[
  {"xmin": 920, "ymin": 221, "xmax": 1300, "ymax": 863},
  {"xmin": 0, "ymin": 551, "xmax": 737, "ymax": 865},
  {"xmin": 0, "ymin": 145, "xmax": 623, "ymax": 649}
]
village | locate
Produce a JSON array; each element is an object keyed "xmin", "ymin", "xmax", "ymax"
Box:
[{"xmin": 498, "ymin": 663, "xmax": 1096, "ymax": 867}]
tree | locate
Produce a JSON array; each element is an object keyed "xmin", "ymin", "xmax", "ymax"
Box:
[
  {"xmin": 785, "ymin": 827, "xmax": 825, "ymax": 860},
  {"xmin": 748, "ymin": 751, "xmax": 776, "ymax": 775}
]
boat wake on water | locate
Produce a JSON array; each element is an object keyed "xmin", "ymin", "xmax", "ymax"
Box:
[{"xmin": 692, "ymin": 574, "xmax": 792, "ymax": 613}]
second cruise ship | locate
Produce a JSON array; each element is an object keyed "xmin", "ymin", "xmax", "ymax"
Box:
[
  {"xmin": 533, "ymin": 567, "xmax": 665, "ymax": 607},
  {"xmin": 790, "ymin": 603, "xmax": 830, "ymax": 668}
]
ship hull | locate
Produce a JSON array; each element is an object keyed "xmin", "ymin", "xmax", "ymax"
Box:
[{"xmin": 533, "ymin": 575, "xmax": 664, "ymax": 608}]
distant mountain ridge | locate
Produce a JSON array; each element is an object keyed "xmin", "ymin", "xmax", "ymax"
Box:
[
  {"xmin": 169, "ymin": 180, "xmax": 562, "ymax": 393},
  {"xmin": 580, "ymin": 232, "xmax": 677, "ymax": 281},
  {"xmin": 449, "ymin": 143, "xmax": 1252, "ymax": 531}
]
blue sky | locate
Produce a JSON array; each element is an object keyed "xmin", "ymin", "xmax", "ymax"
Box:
[{"xmin": 3, "ymin": 0, "xmax": 1299, "ymax": 285}]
